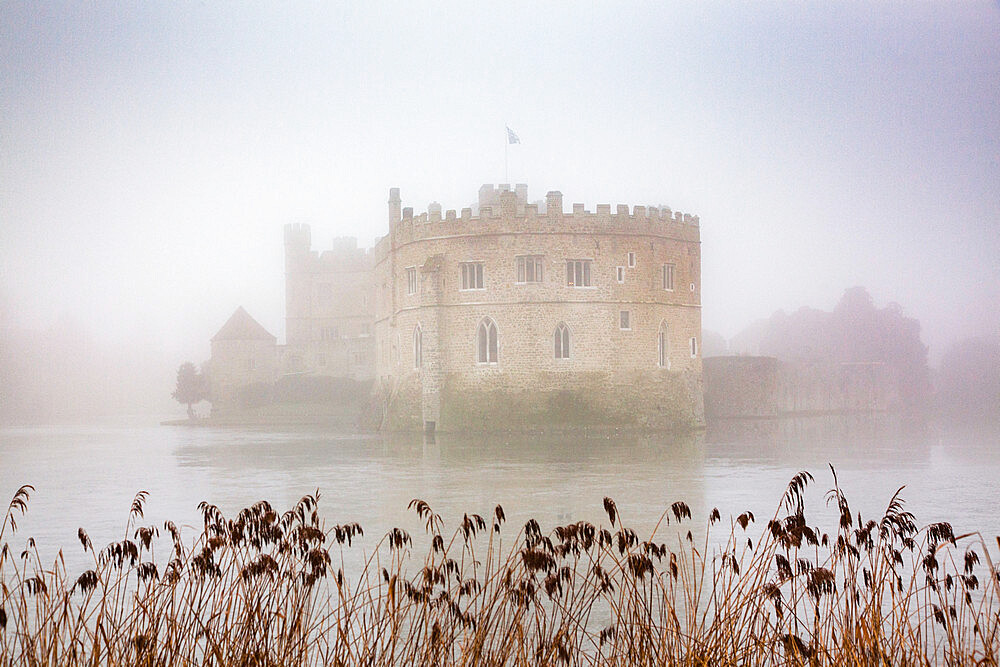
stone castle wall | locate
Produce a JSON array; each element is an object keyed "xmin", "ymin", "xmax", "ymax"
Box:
[
  {"xmin": 210, "ymin": 184, "xmax": 704, "ymax": 430},
  {"xmin": 373, "ymin": 185, "xmax": 703, "ymax": 431},
  {"xmin": 209, "ymin": 338, "xmax": 281, "ymax": 409},
  {"xmin": 283, "ymin": 225, "xmax": 375, "ymax": 380},
  {"xmin": 703, "ymin": 356, "xmax": 901, "ymax": 419}
]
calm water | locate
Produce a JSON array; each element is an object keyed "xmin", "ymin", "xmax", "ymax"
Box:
[{"xmin": 1, "ymin": 416, "xmax": 998, "ymax": 574}]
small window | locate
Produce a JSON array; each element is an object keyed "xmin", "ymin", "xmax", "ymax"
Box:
[
  {"xmin": 658, "ymin": 322, "xmax": 670, "ymax": 368},
  {"xmin": 690, "ymin": 282, "xmax": 696, "ymax": 292},
  {"xmin": 690, "ymin": 336, "xmax": 698, "ymax": 358},
  {"xmin": 662, "ymin": 264, "xmax": 675, "ymax": 291},
  {"xmin": 516, "ymin": 255, "xmax": 544, "ymax": 283},
  {"xmin": 413, "ymin": 325, "xmax": 422, "ymax": 369},
  {"xmin": 566, "ymin": 260, "xmax": 592, "ymax": 287},
  {"xmin": 627, "ymin": 251, "xmax": 636, "ymax": 268},
  {"xmin": 554, "ymin": 323, "xmax": 570, "ymax": 359},
  {"xmin": 461, "ymin": 262, "xmax": 484, "ymax": 290},
  {"xmin": 620, "ymin": 310, "xmax": 630, "ymax": 330},
  {"xmin": 406, "ymin": 267, "xmax": 417, "ymax": 295},
  {"xmin": 477, "ymin": 318, "xmax": 498, "ymax": 364},
  {"xmin": 247, "ymin": 358, "xmax": 256, "ymax": 371},
  {"xmin": 616, "ymin": 266, "xmax": 625, "ymax": 283}
]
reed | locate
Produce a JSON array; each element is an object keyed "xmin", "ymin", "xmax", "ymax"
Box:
[{"xmin": 1, "ymin": 468, "xmax": 997, "ymax": 665}]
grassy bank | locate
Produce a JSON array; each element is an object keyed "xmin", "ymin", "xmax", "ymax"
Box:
[{"xmin": 1, "ymin": 470, "xmax": 997, "ymax": 665}]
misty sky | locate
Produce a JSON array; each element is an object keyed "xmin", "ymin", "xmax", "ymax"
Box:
[{"xmin": 2, "ymin": 2, "xmax": 998, "ymax": 364}]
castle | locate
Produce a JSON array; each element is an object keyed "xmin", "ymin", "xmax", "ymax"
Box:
[{"xmin": 208, "ymin": 184, "xmax": 704, "ymax": 431}]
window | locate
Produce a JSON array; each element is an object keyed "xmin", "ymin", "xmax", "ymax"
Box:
[
  {"xmin": 246, "ymin": 358, "xmax": 256, "ymax": 371},
  {"xmin": 620, "ymin": 310, "xmax": 631, "ymax": 330},
  {"xmin": 516, "ymin": 255, "xmax": 544, "ymax": 283},
  {"xmin": 406, "ymin": 267, "xmax": 417, "ymax": 295},
  {"xmin": 477, "ymin": 318, "xmax": 498, "ymax": 364},
  {"xmin": 690, "ymin": 336, "xmax": 698, "ymax": 358},
  {"xmin": 554, "ymin": 323, "xmax": 570, "ymax": 359},
  {"xmin": 566, "ymin": 260, "xmax": 592, "ymax": 287},
  {"xmin": 627, "ymin": 251, "xmax": 636, "ymax": 268},
  {"xmin": 413, "ymin": 325, "xmax": 422, "ymax": 369},
  {"xmin": 461, "ymin": 262, "xmax": 484, "ymax": 290},
  {"xmin": 616, "ymin": 266, "xmax": 625, "ymax": 283},
  {"xmin": 662, "ymin": 264, "xmax": 675, "ymax": 291},
  {"xmin": 658, "ymin": 321, "xmax": 670, "ymax": 368}
]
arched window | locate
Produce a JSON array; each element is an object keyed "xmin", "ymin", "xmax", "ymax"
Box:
[
  {"xmin": 554, "ymin": 322, "xmax": 570, "ymax": 359},
  {"xmin": 477, "ymin": 318, "xmax": 498, "ymax": 364},
  {"xmin": 658, "ymin": 321, "xmax": 670, "ymax": 369},
  {"xmin": 413, "ymin": 324, "xmax": 422, "ymax": 369}
]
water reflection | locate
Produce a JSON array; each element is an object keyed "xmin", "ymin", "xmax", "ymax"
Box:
[
  {"xmin": 2, "ymin": 416, "xmax": 998, "ymax": 580},
  {"xmin": 172, "ymin": 428, "xmax": 709, "ymax": 546}
]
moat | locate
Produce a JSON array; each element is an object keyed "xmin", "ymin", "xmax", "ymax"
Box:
[{"xmin": 2, "ymin": 415, "xmax": 996, "ymax": 576}]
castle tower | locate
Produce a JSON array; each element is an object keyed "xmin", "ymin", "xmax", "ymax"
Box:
[
  {"xmin": 371, "ymin": 184, "xmax": 703, "ymax": 432},
  {"xmin": 388, "ymin": 188, "xmax": 401, "ymax": 227},
  {"xmin": 284, "ymin": 223, "xmax": 312, "ymax": 345}
]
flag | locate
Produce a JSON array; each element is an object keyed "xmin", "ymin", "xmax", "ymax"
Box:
[{"xmin": 506, "ymin": 126, "xmax": 520, "ymax": 144}]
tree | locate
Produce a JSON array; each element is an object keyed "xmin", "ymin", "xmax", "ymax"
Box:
[{"xmin": 172, "ymin": 362, "xmax": 206, "ymax": 419}]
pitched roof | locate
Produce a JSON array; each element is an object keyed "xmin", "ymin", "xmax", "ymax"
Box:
[{"xmin": 211, "ymin": 307, "xmax": 276, "ymax": 343}]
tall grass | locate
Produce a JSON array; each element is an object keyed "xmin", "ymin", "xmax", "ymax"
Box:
[{"xmin": 1, "ymin": 468, "xmax": 997, "ymax": 665}]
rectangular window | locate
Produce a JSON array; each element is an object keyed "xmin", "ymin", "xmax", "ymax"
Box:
[
  {"xmin": 516, "ymin": 255, "xmax": 544, "ymax": 283},
  {"xmin": 620, "ymin": 310, "xmax": 630, "ymax": 330},
  {"xmin": 406, "ymin": 267, "xmax": 417, "ymax": 295},
  {"xmin": 662, "ymin": 263, "xmax": 675, "ymax": 291},
  {"xmin": 616, "ymin": 266, "xmax": 625, "ymax": 283},
  {"xmin": 690, "ymin": 337, "xmax": 698, "ymax": 358},
  {"xmin": 247, "ymin": 358, "xmax": 256, "ymax": 371},
  {"xmin": 461, "ymin": 262, "xmax": 484, "ymax": 290},
  {"xmin": 627, "ymin": 251, "xmax": 636, "ymax": 268},
  {"xmin": 566, "ymin": 260, "xmax": 592, "ymax": 287}
]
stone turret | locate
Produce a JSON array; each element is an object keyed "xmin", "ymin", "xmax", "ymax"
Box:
[
  {"xmin": 388, "ymin": 187, "xmax": 401, "ymax": 226},
  {"xmin": 284, "ymin": 223, "xmax": 312, "ymax": 269},
  {"xmin": 546, "ymin": 191, "xmax": 563, "ymax": 218}
]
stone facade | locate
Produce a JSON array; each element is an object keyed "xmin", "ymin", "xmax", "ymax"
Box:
[
  {"xmin": 208, "ymin": 306, "xmax": 280, "ymax": 408},
  {"xmin": 703, "ymin": 356, "xmax": 901, "ymax": 419},
  {"xmin": 208, "ymin": 184, "xmax": 704, "ymax": 430},
  {"xmin": 283, "ymin": 226, "xmax": 375, "ymax": 381},
  {"xmin": 373, "ymin": 184, "xmax": 703, "ymax": 431}
]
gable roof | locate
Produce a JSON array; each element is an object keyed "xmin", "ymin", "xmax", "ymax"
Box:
[{"xmin": 211, "ymin": 307, "xmax": 276, "ymax": 343}]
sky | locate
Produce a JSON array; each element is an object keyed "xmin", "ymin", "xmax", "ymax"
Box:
[{"xmin": 2, "ymin": 1, "xmax": 999, "ymax": 365}]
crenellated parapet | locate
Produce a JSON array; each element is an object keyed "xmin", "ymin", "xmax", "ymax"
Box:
[
  {"xmin": 284, "ymin": 223, "xmax": 373, "ymax": 273},
  {"xmin": 385, "ymin": 185, "xmax": 700, "ymax": 248}
]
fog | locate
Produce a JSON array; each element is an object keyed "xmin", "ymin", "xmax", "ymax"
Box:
[{"xmin": 2, "ymin": 2, "xmax": 999, "ymax": 411}]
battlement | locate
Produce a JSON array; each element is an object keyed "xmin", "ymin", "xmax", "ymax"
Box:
[
  {"xmin": 386, "ymin": 185, "xmax": 701, "ymax": 246},
  {"xmin": 284, "ymin": 223, "xmax": 374, "ymax": 273},
  {"xmin": 284, "ymin": 222, "xmax": 312, "ymax": 247}
]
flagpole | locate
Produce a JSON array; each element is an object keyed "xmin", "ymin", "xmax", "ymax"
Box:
[{"xmin": 504, "ymin": 126, "xmax": 509, "ymax": 184}]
